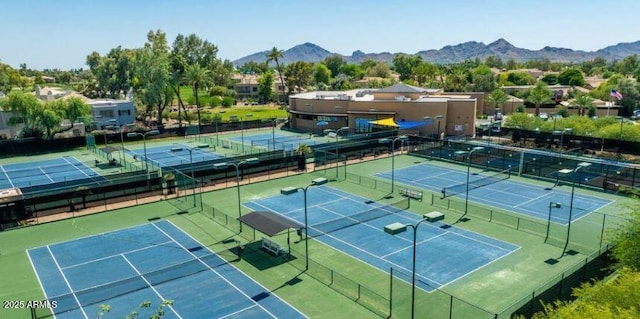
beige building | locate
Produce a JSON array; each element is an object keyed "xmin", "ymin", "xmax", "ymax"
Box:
[
  {"xmin": 233, "ymin": 73, "xmax": 286, "ymax": 103},
  {"xmin": 287, "ymin": 83, "xmax": 478, "ymax": 137}
]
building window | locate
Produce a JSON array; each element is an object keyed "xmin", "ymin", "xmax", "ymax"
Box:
[
  {"xmin": 99, "ymin": 110, "xmax": 115, "ymax": 117},
  {"xmin": 118, "ymin": 110, "xmax": 131, "ymax": 116},
  {"xmin": 355, "ymin": 118, "xmax": 372, "ymax": 133},
  {"xmin": 317, "ymin": 116, "xmax": 338, "ymax": 122}
]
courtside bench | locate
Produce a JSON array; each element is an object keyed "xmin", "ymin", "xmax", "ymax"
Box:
[
  {"xmin": 400, "ymin": 188, "xmax": 423, "ymax": 201},
  {"xmin": 261, "ymin": 237, "xmax": 285, "ymax": 256}
]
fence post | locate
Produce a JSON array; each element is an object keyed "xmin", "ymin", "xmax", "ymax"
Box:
[
  {"xmin": 449, "ymin": 295, "xmax": 453, "ymax": 319},
  {"xmin": 389, "ymin": 267, "xmax": 393, "ymax": 318},
  {"xmin": 599, "ymin": 214, "xmax": 606, "ymax": 248}
]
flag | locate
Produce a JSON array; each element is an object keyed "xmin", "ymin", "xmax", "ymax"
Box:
[{"xmin": 610, "ymin": 89, "xmax": 623, "ymax": 100}]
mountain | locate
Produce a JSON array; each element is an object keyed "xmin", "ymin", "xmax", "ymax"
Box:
[
  {"xmin": 232, "ymin": 42, "xmax": 333, "ymax": 66},
  {"xmin": 232, "ymin": 39, "xmax": 640, "ymax": 66}
]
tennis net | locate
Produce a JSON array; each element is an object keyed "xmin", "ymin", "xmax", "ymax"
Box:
[
  {"xmin": 441, "ymin": 169, "xmax": 511, "ymax": 198},
  {"xmin": 47, "ymin": 253, "xmax": 228, "ymax": 315},
  {"xmin": 251, "ymin": 135, "xmax": 305, "ymax": 147},
  {"xmin": 309, "ymin": 197, "xmax": 410, "ymax": 236}
]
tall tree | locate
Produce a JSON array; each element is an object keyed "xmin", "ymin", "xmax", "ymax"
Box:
[
  {"xmin": 184, "ymin": 64, "xmax": 211, "ymax": 128},
  {"xmin": 527, "ymin": 81, "xmax": 554, "ymax": 116},
  {"xmin": 314, "ymin": 63, "xmax": 331, "ymax": 86},
  {"xmin": 266, "ymin": 47, "xmax": 286, "ymax": 104},
  {"xmin": 323, "ymin": 55, "xmax": 345, "ymax": 78},
  {"xmin": 257, "ymin": 70, "xmax": 275, "ymax": 103},
  {"xmin": 284, "ymin": 61, "xmax": 314, "ymax": 93},
  {"xmin": 134, "ymin": 30, "xmax": 173, "ymax": 128},
  {"xmin": 392, "ymin": 54, "xmax": 423, "ymax": 81},
  {"xmin": 85, "ymin": 46, "xmax": 134, "ymax": 98}
]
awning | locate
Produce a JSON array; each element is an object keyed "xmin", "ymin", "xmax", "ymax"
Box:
[
  {"xmin": 238, "ymin": 211, "xmax": 304, "ymax": 237},
  {"xmin": 370, "ymin": 117, "xmax": 399, "ymax": 128},
  {"xmin": 369, "ymin": 118, "xmax": 429, "ymax": 130}
]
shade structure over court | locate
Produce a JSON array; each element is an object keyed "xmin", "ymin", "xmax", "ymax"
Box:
[{"xmin": 238, "ymin": 211, "xmax": 303, "ymax": 236}]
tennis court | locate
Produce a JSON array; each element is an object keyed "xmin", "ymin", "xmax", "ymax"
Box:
[
  {"xmin": 27, "ymin": 220, "xmax": 306, "ymax": 319},
  {"xmin": 245, "ymin": 186, "xmax": 518, "ymax": 291},
  {"xmin": 127, "ymin": 144, "xmax": 223, "ymax": 168},
  {"xmin": 0, "ymin": 157, "xmax": 106, "ymax": 191},
  {"xmin": 233, "ymin": 133, "xmax": 321, "ymax": 151},
  {"xmin": 374, "ymin": 163, "xmax": 613, "ymax": 225}
]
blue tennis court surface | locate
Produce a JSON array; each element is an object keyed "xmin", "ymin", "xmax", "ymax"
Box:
[
  {"xmin": 27, "ymin": 221, "xmax": 306, "ymax": 319},
  {"xmin": 375, "ymin": 163, "xmax": 613, "ymax": 225},
  {"xmin": 245, "ymin": 186, "xmax": 518, "ymax": 291},
  {"xmin": 234, "ymin": 133, "xmax": 322, "ymax": 151},
  {"xmin": 0, "ymin": 157, "xmax": 106, "ymax": 191},
  {"xmin": 127, "ymin": 144, "xmax": 223, "ymax": 168}
]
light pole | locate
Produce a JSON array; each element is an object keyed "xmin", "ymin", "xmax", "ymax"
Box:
[
  {"xmin": 213, "ymin": 157, "xmax": 260, "ymax": 232},
  {"xmin": 557, "ymin": 162, "xmax": 591, "ymax": 258},
  {"xmin": 282, "ymin": 177, "xmax": 328, "ymax": 270},
  {"xmin": 454, "ymin": 146, "xmax": 484, "ymax": 216},
  {"xmin": 553, "ymin": 128, "xmax": 572, "ymax": 154},
  {"xmin": 544, "ymin": 202, "xmax": 562, "ymax": 243},
  {"xmin": 378, "ymin": 135, "xmax": 408, "ymax": 193},
  {"xmin": 323, "ymin": 126, "xmax": 350, "ymax": 176},
  {"xmin": 127, "ymin": 130, "xmax": 160, "ymax": 174},
  {"xmin": 384, "ymin": 216, "xmax": 429, "ymax": 319},
  {"xmin": 184, "ymin": 146, "xmax": 198, "ymax": 207},
  {"xmin": 616, "ymin": 116, "xmax": 624, "ymax": 159}
]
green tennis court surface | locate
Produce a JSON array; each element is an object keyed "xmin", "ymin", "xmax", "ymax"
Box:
[{"xmin": 245, "ymin": 186, "xmax": 519, "ymax": 291}]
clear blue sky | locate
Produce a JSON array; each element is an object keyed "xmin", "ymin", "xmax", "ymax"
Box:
[{"xmin": 2, "ymin": 0, "xmax": 640, "ymax": 70}]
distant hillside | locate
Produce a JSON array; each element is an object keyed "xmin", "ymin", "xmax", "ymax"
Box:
[{"xmin": 232, "ymin": 38, "xmax": 640, "ymax": 66}]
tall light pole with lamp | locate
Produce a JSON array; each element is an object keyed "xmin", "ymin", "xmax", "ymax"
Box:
[
  {"xmin": 557, "ymin": 162, "xmax": 591, "ymax": 258},
  {"xmin": 183, "ymin": 145, "xmax": 200, "ymax": 207},
  {"xmin": 213, "ymin": 157, "xmax": 260, "ymax": 232},
  {"xmin": 127, "ymin": 130, "xmax": 160, "ymax": 174},
  {"xmin": 323, "ymin": 126, "xmax": 350, "ymax": 177},
  {"xmin": 454, "ymin": 146, "xmax": 485, "ymax": 216},
  {"xmin": 552, "ymin": 128, "xmax": 573, "ymax": 154},
  {"xmin": 378, "ymin": 135, "xmax": 408, "ymax": 194},
  {"xmin": 384, "ymin": 215, "xmax": 429, "ymax": 319},
  {"xmin": 281, "ymin": 177, "xmax": 328, "ymax": 270}
]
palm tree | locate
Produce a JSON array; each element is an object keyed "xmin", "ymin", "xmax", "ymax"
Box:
[
  {"xmin": 266, "ymin": 47, "xmax": 286, "ymax": 104},
  {"xmin": 573, "ymin": 93, "xmax": 594, "ymax": 116},
  {"xmin": 184, "ymin": 64, "xmax": 211, "ymax": 128},
  {"xmin": 527, "ymin": 81, "xmax": 553, "ymax": 116},
  {"xmin": 487, "ymin": 88, "xmax": 509, "ymax": 113}
]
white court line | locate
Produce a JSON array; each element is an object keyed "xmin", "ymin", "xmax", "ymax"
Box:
[
  {"xmin": 121, "ymin": 254, "xmax": 182, "ymax": 319},
  {"xmin": 218, "ymin": 305, "xmax": 259, "ymax": 319},
  {"xmin": 163, "ymin": 220, "xmax": 308, "ymax": 318},
  {"xmin": 513, "ymin": 191, "xmax": 554, "ymax": 208},
  {"xmin": 0, "ymin": 165, "xmax": 15, "ymax": 188},
  {"xmin": 46, "ymin": 245, "xmax": 88, "ymax": 319},
  {"xmin": 151, "ymin": 223, "xmax": 283, "ymax": 319},
  {"xmin": 26, "ymin": 250, "xmax": 54, "ymax": 318},
  {"xmin": 38, "ymin": 166, "xmax": 55, "ymax": 183},
  {"xmin": 61, "ymin": 240, "xmax": 175, "ymax": 270},
  {"xmin": 380, "ymin": 232, "xmax": 449, "ymax": 259}
]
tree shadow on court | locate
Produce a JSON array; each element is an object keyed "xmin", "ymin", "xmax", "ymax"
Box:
[{"xmin": 239, "ymin": 241, "xmax": 297, "ymax": 271}]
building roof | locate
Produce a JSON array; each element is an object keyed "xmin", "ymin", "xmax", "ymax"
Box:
[{"xmin": 375, "ymin": 83, "xmax": 436, "ymax": 94}]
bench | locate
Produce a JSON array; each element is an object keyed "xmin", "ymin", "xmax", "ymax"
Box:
[
  {"xmin": 261, "ymin": 237, "xmax": 285, "ymax": 256},
  {"xmin": 424, "ymin": 211, "xmax": 445, "ymax": 222},
  {"xmin": 400, "ymin": 188, "xmax": 423, "ymax": 201}
]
